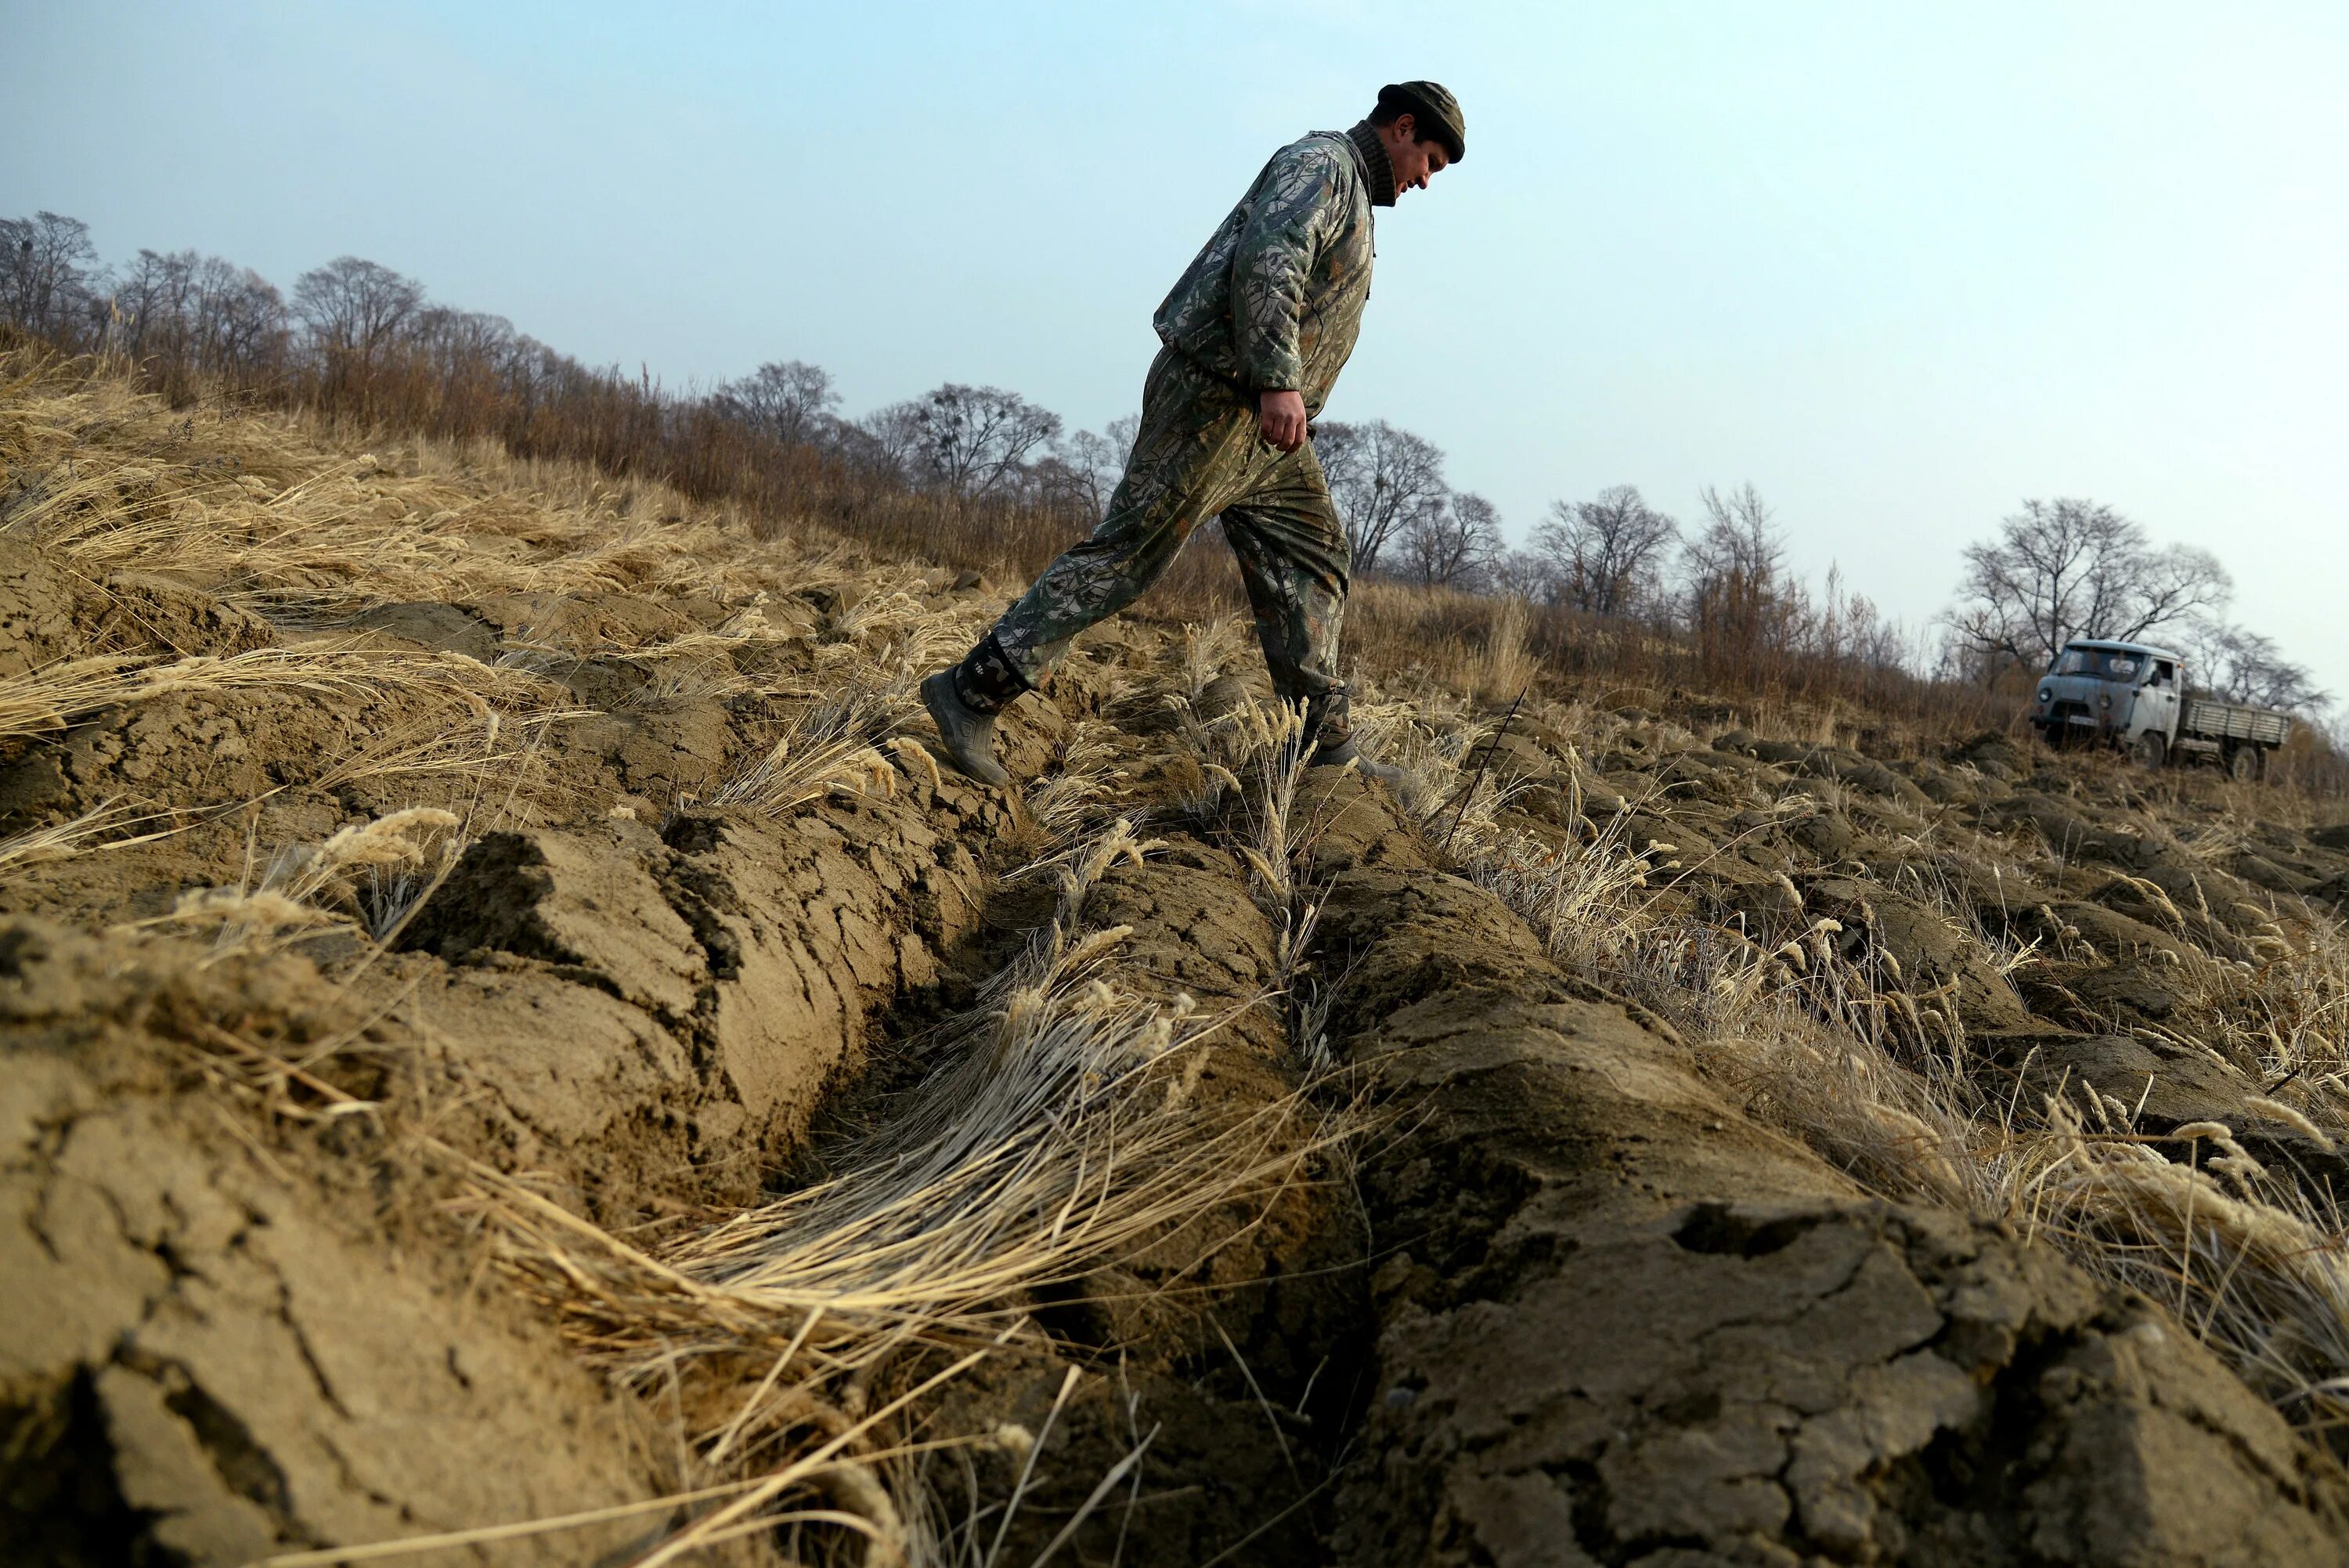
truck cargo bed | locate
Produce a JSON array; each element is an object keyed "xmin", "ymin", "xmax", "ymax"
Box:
[{"xmin": 2182, "ymin": 697, "xmax": 2290, "ymax": 746}]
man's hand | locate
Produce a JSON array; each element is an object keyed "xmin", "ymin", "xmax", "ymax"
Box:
[{"xmin": 1257, "ymin": 389, "xmax": 1308, "ymax": 453}]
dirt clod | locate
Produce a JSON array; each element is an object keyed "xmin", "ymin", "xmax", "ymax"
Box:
[{"xmin": 1303, "ymin": 777, "xmax": 2349, "ymax": 1566}]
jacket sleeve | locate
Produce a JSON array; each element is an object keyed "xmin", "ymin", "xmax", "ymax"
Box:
[{"xmin": 1231, "ymin": 143, "xmax": 1348, "ymax": 393}]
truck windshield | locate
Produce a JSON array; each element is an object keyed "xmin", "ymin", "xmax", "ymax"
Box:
[{"xmin": 2054, "ymin": 647, "xmax": 2142, "ymax": 680}]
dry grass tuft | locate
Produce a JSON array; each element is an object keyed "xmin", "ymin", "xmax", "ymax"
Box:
[
  {"xmin": 134, "ymin": 806, "xmax": 468, "ymax": 956},
  {"xmin": 710, "ymin": 687, "xmax": 904, "ymax": 817},
  {"xmin": 1375, "ymin": 674, "xmax": 2349, "ymax": 1441},
  {"xmin": 0, "ymin": 645, "xmax": 561, "ymax": 747},
  {"xmin": 441, "ymin": 814, "xmax": 1357, "ymax": 1563},
  {"xmin": 0, "ymin": 798, "xmax": 187, "ymax": 874},
  {"xmin": 699, "ymin": 589, "xmax": 994, "ymax": 822},
  {"xmin": 2022, "ymin": 1098, "xmax": 2349, "ymax": 1441},
  {"xmin": 1020, "ymin": 719, "xmax": 1125, "ymax": 844}
]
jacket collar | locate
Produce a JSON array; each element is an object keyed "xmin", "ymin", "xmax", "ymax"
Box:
[{"xmin": 1345, "ymin": 121, "xmax": 1398, "ymax": 208}]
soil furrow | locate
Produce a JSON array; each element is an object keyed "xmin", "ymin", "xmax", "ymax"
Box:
[
  {"xmin": 1296, "ymin": 771, "xmax": 2349, "ymax": 1566},
  {"xmin": 2, "ymin": 658, "xmax": 1077, "ymax": 1561},
  {"xmin": 875, "ymin": 690, "xmax": 1378, "ymax": 1564},
  {"xmin": 10, "ymin": 369, "xmax": 2349, "ymax": 1566}
]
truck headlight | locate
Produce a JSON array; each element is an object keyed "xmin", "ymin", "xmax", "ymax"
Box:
[
  {"xmin": 2037, "ymin": 687, "xmax": 2051, "ymax": 705},
  {"xmin": 2099, "ymin": 693, "xmax": 2111, "ymax": 708}
]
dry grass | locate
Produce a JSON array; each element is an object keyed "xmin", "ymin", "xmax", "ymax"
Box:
[
  {"xmin": 1207, "ymin": 697, "xmax": 1344, "ymax": 1069},
  {"xmin": 709, "ymin": 688, "xmax": 907, "ymax": 817},
  {"xmin": 0, "ymin": 644, "xmax": 566, "ymax": 747},
  {"xmin": 4, "ymin": 372, "xmax": 768, "ymax": 622},
  {"xmin": 1349, "ymin": 581, "xmax": 1536, "ymax": 707},
  {"xmin": 125, "ymin": 805, "xmax": 467, "ymax": 957},
  {"xmin": 2015, "ymin": 1098, "xmax": 2349, "ymax": 1442},
  {"xmin": 0, "ymin": 356, "xmax": 1006, "ymax": 872},
  {"xmin": 443, "ymin": 813, "xmax": 1355, "ymax": 1563},
  {"xmin": 2241, "ymin": 925, "xmax": 2349, "ymax": 1092},
  {"xmin": 1368, "ymin": 672, "xmax": 2349, "ymax": 1444},
  {"xmin": 696, "ymin": 589, "xmax": 993, "ymax": 822},
  {"xmin": 13, "ymin": 344, "xmax": 2349, "ymax": 1555},
  {"xmin": 0, "ymin": 797, "xmax": 188, "ymax": 874},
  {"xmin": 1022, "ymin": 718, "xmax": 1124, "ymax": 843},
  {"xmin": 0, "ymin": 358, "xmax": 947, "ymax": 654}
]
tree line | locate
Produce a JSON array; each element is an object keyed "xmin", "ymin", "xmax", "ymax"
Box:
[
  {"xmin": 1946, "ymin": 498, "xmax": 2323, "ymax": 709},
  {"xmin": 4, "ymin": 208, "xmax": 2328, "ymax": 723}
]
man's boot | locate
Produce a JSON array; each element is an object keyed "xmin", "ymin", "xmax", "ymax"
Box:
[
  {"xmin": 1311, "ymin": 730, "xmax": 1405, "ymax": 785},
  {"xmin": 1304, "ymin": 688, "xmax": 1404, "ymax": 785},
  {"xmin": 922, "ymin": 633, "xmax": 1029, "ymax": 786}
]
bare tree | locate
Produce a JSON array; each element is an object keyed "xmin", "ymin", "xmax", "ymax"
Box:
[
  {"xmin": 715, "ymin": 360, "xmax": 839, "ymax": 448},
  {"xmin": 835, "ymin": 400, "xmax": 929, "ymax": 485},
  {"xmin": 116, "ymin": 247, "xmax": 200, "ymax": 361},
  {"xmin": 1682, "ymin": 483, "xmax": 1793, "ymax": 671},
  {"xmin": 1105, "ymin": 413, "xmax": 1140, "ymax": 462},
  {"xmin": 190, "ymin": 258, "xmax": 287, "ymax": 375},
  {"xmin": 1815, "ymin": 564, "xmax": 1917, "ymax": 679},
  {"xmin": 908, "ymin": 383, "xmax": 1062, "ymax": 503},
  {"xmin": 1452, "ymin": 492, "xmax": 1505, "ymax": 589},
  {"xmin": 1487, "ymin": 548, "xmax": 1559, "ymax": 604},
  {"xmin": 114, "ymin": 247, "xmax": 288, "ymax": 380},
  {"xmin": 1315, "ymin": 419, "xmax": 1449, "ymax": 572},
  {"xmin": 1846, "ymin": 597, "xmax": 1912, "ymax": 674},
  {"xmin": 1950, "ymin": 497, "xmax": 2232, "ymax": 670},
  {"xmin": 2186, "ymin": 620, "xmax": 2329, "ymax": 711},
  {"xmin": 415, "ymin": 305, "xmax": 514, "ymax": 359},
  {"xmin": 291, "ymin": 256, "xmax": 424, "ymax": 368},
  {"xmin": 1685, "ymin": 483, "xmax": 1786, "ymax": 589},
  {"xmin": 1030, "ymin": 426, "xmax": 1126, "ymax": 521},
  {"xmin": 1532, "ymin": 485, "xmax": 1678, "ymax": 615},
  {"xmin": 2, "ymin": 211, "xmax": 106, "ymax": 339},
  {"xmin": 1395, "ymin": 489, "xmax": 1503, "ymax": 588}
]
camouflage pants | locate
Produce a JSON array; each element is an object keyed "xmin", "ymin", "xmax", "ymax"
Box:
[{"xmin": 986, "ymin": 348, "xmax": 1351, "ymax": 716}]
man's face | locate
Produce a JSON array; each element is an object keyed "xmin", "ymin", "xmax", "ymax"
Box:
[{"xmin": 1380, "ymin": 114, "xmax": 1450, "ymax": 198}]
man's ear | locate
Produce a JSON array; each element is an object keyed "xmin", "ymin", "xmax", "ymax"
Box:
[{"xmin": 1390, "ymin": 112, "xmax": 1416, "ymax": 144}]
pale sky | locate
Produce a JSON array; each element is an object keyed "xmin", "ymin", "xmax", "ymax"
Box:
[{"xmin": 6, "ymin": 1, "xmax": 2343, "ymax": 705}]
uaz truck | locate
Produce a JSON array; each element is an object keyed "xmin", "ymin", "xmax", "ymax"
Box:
[{"xmin": 2029, "ymin": 639, "xmax": 2293, "ymax": 780}]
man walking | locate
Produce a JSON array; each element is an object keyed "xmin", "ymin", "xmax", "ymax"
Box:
[{"xmin": 922, "ymin": 81, "xmax": 1466, "ymax": 785}]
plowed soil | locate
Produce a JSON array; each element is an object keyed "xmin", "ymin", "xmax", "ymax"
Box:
[{"xmin": 7, "ymin": 372, "xmax": 2349, "ymax": 1566}]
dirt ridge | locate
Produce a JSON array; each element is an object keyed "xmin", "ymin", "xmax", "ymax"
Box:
[
  {"xmin": 1298, "ymin": 773, "xmax": 2349, "ymax": 1566},
  {"xmin": 8, "ymin": 373, "xmax": 2349, "ymax": 1565}
]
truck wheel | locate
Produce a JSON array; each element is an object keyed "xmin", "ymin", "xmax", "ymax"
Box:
[
  {"xmin": 2228, "ymin": 745, "xmax": 2264, "ymax": 784},
  {"xmin": 2131, "ymin": 732, "xmax": 2167, "ymax": 770}
]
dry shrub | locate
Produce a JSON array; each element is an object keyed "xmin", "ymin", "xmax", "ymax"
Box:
[{"xmin": 1349, "ymin": 580, "xmax": 1537, "ymax": 705}]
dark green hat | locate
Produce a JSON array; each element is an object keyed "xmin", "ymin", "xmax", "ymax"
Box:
[{"xmin": 1378, "ymin": 80, "xmax": 1465, "ymax": 163}]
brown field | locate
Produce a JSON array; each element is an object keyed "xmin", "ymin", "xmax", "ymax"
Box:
[{"xmin": 7, "ymin": 359, "xmax": 2349, "ymax": 1565}]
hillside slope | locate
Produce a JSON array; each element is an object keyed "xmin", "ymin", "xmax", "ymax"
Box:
[{"xmin": 5, "ymin": 365, "xmax": 2349, "ymax": 1565}]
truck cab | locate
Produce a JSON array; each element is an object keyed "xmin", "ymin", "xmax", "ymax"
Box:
[
  {"xmin": 2030, "ymin": 639, "xmax": 2183, "ymax": 764},
  {"xmin": 2029, "ymin": 638, "xmax": 2293, "ymax": 777}
]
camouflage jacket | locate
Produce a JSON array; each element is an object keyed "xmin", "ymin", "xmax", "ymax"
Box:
[{"xmin": 1153, "ymin": 124, "xmax": 1391, "ymax": 416}]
